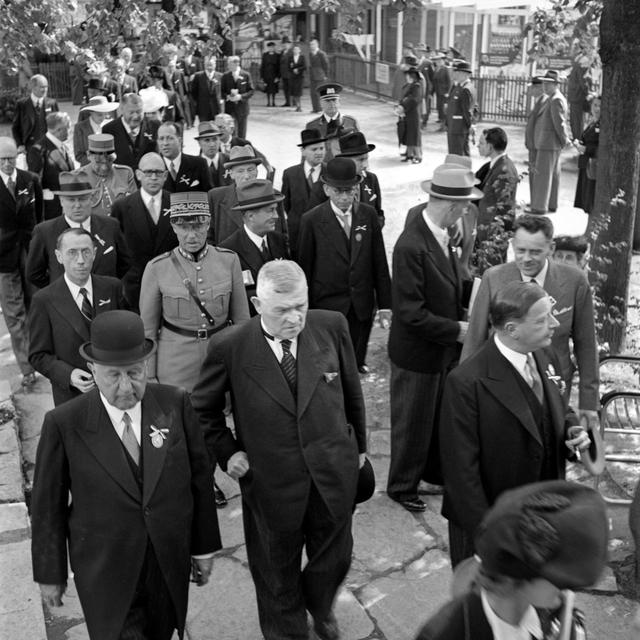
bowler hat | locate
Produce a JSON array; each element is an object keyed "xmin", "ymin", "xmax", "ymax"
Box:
[
  {"xmin": 195, "ymin": 121, "xmax": 223, "ymax": 139},
  {"xmin": 541, "ymin": 69, "xmax": 560, "ymax": 83},
  {"xmin": 52, "ymin": 171, "xmax": 97, "ymax": 197},
  {"xmin": 170, "ymin": 192, "xmax": 211, "ymax": 218},
  {"xmin": 232, "ymin": 179, "xmax": 285, "ymax": 211},
  {"xmin": 355, "ymin": 457, "xmax": 375, "ymax": 504},
  {"xmin": 321, "ymin": 158, "xmax": 362, "ymax": 189},
  {"xmin": 88, "ymin": 133, "xmax": 115, "ymax": 153},
  {"xmin": 453, "ymin": 59, "xmax": 472, "ymax": 73},
  {"xmin": 336, "ymin": 131, "xmax": 375, "ymax": 157},
  {"xmin": 80, "ymin": 310, "xmax": 157, "ymax": 366},
  {"xmin": 421, "ymin": 164, "xmax": 483, "ymax": 200},
  {"xmin": 81, "ymin": 96, "xmax": 119, "ymax": 113},
  {"xmin": 224, "ymin": 145, "xmax": 262, "ymax": 169},
  {"xmin": 475, "ymin": 480, "xmax": 608, "ymax": 589},
  {"xmin": 87, "ymin": 79, "xmax": 103, "ymax": 91},
  {"xmin": 297, "ymin": 129, "xmax": 329, "ymax": 147},
  {"xmin": 317, "ymin": 82, "xmax": 343, "ymax": 100}
]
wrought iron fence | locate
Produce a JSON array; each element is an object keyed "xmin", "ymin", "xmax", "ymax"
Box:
[{"xmin": 36, "ymin": 62, "xmax": 72, "ymax": 101}]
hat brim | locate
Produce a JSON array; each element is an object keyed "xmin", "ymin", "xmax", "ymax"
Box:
[
  {"xmin": 53, "ymin": 187, "xmax": 98, "ymax": 196},
  {"xmin": 79, "ymin": 338, "xmax": 157, "ymax": 366},
  {"xmin": 420, "ymin": 180, "xmax": 483, "ymax": 200},
  {"xmin": 195, "ymin": 133, "xmax": 223, "ymax": 140},
  {"xmin": 321, "ymin": 174, "xmax": 362, "ymax": 188},
  {"xmin": 336, "ymin": 143, "xmax": 375, "ymax": 157},
  {"xmin": 232, "ymin": 193, "xmax": 285, "ymax": 211},
  {"xmin": 297, "ymin": 136, "xmax": 329, "ymax": 147},
  {"xmin": 224, "ymin": 158, "xmax": 262, "ymax": 169},
  {"xmin": 81, "ymin": 102, "xmax": 119, "ymax": 113}
]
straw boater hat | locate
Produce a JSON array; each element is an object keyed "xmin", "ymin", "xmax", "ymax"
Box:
[
  {"xmin": 320, "ymin": 158, "xmax": 362, "ymax": 189},
  {"xmin": 87, "ymin": 133, "xmax": 115, "ymax": 154},
  {"xmin": 223, "ymin": 145, "xmax": 262, "ymax": 169},
  {"xmin": 336, "ymin": 131, "xmax": 375, "ymax": 157},
  {"xmin": 231, "ymin": 179, "xmax": 285, "ymax": 212},
  {"xmin": 169, "ymin": 192, "xmax": 210, "ymax": 219},
  {"xmin": 80, "ymin": 310, "xmax": 156, "ymax": 366},
  {"xmin": 81, "ymin": 96, "xmax": 119, "ymax": 112},
  {"xmin": 297, "ymin": 129, "xmax": 329, "ymax": 147},
  {"xmin": 194, "ymin": 122, "xmax": 223, "ymax": 140},
  {"xmin": 52, "ymin": 171, "xmax": 97, "ymax": 197},
  {"xmin": 421, "ymin": 164, "xmax": 484, "ymax": 200}
]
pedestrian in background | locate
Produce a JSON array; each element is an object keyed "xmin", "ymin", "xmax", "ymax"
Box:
[{"xmin": 289, "ymin": 44, "xmax": 306, "ymax": 112}]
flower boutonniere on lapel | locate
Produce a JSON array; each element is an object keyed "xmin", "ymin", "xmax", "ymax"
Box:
[
  {"xmin": 149, "ymin": 424, "xmax": 169, "ymax": 449},
  {"xmin": 546, "ymin": 363, "xmax": 566, "ymax": 394}
]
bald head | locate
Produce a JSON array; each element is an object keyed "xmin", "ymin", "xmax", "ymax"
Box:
[{"xmin": 136, "ymin": 152, "xmax": 167, "ymax": 196}]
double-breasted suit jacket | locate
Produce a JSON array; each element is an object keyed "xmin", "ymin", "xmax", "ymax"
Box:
[
  {"xmin": 102, "ymin": 117, "xmax": 160, "ymax": 171},
  {"xmin": 111, "ymin": 190, "xmax": 177, "ymax": 309},
  {"xmin": 461, "ymin": 259, "xmax": 598, "ymax": 410},
  {"xmin": 30, "ymin": 385, "xmax": 221, "ymax": 640},
  {"xmin": 440, "ymin": 338, "xmax": 580, "ymax": 538},
  {"xmin": 162, "ymin": 153, "xmax": 212, "ymax": 193},
  {"xmin": 297, "ymin": 201, "xmax": 391, "ymax": 322},
  {"xmin": 26, "ymin": 214, "xmax": 132, "ymax": 289},
  {"xmin": 27, "ymin": 275, "xmax": 126, "ymax": 405},
  {"xmin": 191, "ymin": 310, "xmax": 366, "ymax": 530},
  {"xmin": 12, "ymin": 96, "xmax": 59, "ymax": 151}
]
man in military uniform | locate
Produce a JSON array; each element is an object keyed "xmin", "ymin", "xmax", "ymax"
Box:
[
  {"xmin": 445, "ymin": 60, "xmax": 478, "ymax": 156},
  {"xmin": 76, "ymin": 133, "xmax": 137, "ymax": 216},
  {"xmin": 306, "ymin": 83, "xmax": 359, "ymax": 161}
]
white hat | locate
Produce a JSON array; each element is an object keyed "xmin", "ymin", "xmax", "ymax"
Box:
[{"xmin": 139, "ymin": 87, "xmax": 169, "ymax": 113}]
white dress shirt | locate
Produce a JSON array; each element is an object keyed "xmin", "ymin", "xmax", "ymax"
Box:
[
  {"xmin": 140, "ymin": 189, "xmax": 161, "ymax": 223},
  {"xmin": 31, "ymin": 94, "xmax": 43, "ymax": 109},
  {"xmin": 64, "ymin": 274, "xmax": 93, "ymax": 314},
  {"xmin": 64, "ymin": 215, "xmax": 91, "ymax": 232},
  {"xmin": 481, "ymin": 589, "xmax": 543, "ymax": 640},
  {"xmin": 122, "ymin": 120, "xmax": 139, "ymax": 139},
  {"xmin": 100, "ymin": 393, "xmax": 142, "ymax": 446},
  {"xmin": 329, "ymin": 201, "xmax": 352, "ymax": 231},
  {"xmin": 164, "ymin": 154, "xmax": 182, "ymax": 174},
  {"xmin": 422, "ymin": 212, "xmax": 450, "ymax": 256},
  {"xmin": 244, "ymin": 224, "xmax": 267, "ymax": 251},
  {"xmin": 494, "ymin": 334, "xmax": 534, "ymax": 387},
  {"xmin": 303, "ymin": 161, "xmax": 321, "ymax": 184},
  {"xmin": 46, "ymin": 131, "xmax": 67, "ymax": 152},
  {"xmin": 261, "ymin": 320, "xmax": 298, "ymax": 361},
  {"xmin": 0, "ymin": 170, "xmax": 17, "ymax": 188},
  {"xmin": 519, "ymin": 259, "xmax": 549, "ymax": 287}
]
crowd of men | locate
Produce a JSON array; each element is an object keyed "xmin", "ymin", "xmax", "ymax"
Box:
[{"xmin": 0, "ymin": 44, "xmax": 609, "ymax": 640}]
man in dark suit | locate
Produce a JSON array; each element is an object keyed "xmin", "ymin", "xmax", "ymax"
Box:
[
  {"xmin": 27, "ymin": 112, "xmax": 75, "ymax": 220},
  {"xmin": 190, "ymin": 57, "xmax": 222, "ymax": 123},
  {"xmin": 12, "ymin": 74, "xmax": 59, "ymax": 155},
  {"xmin": 157, "ymin": 121, "xmax": 212, "ymax": 193},
  {"xmin": 440, "ymin": 281, "xmax": 593, "ymax": 566},
  {"xmin": 113, "ymin": 57, "xmax": 139, "ymax": 101},
  {"xmin": 194, "ymin": 121, "xmax": 230, "ymax": 188},
  {"xmin": 260, "ymin": 41, "xmax": 280, "ymax": 107},
  {"xmin": 111, "ymin": 152, "xmax": 177, "ymax": 311},
  {"xmin": 0, "ymin": 137, "xmax": 42, "ymax": 387},
  {"xmin": 298, "ymin": 158, "xmax": 391, "ymax": 373},
  {"xmin": 387, "ymin": 164, "xmax": 483, "ymax": 513},
  {"xmin": 31, "ymin": 310, "xmax": 221, "ymax": 640},
  {"xmin": 446, "ymin": 60, "xmax": 478, "ymax": 156},
  {"xmin": 208, "ymin": 145, "xmax": 286, "ymax": 245},
  {"xmin": 524, "ymin": 75, "xmax": 547, "ymax": 200},
  {"xmin": 461, "ymin": 214, "xmax": 599, "ymax": 425},
  {"xmin": 26, "ymin": 171, "xmax": 131, "ymax": 289},
  {"xmin": 432, "ymin": 54, "xmax": 452, "ymax": 126},
  {"xmin": 279, "ymin": 37, "xmax": 293, "ymax": 107},
  {"xmin": 28, "ymin": 228, "xmax": 127, "ymax": 405},
  {"xmin": 220, "ymin": 180, "xmax": 289, "ymax": 314},
  {"xmin": 281, "ymin": 129, "xmax": 327, "ymax": 259},
  {"xmin": 166, "ymin": 58, "xmax": 193, "ymax": 127},
  {"xmin": 221, "ymin": 55, "xmax": 254, "ymax": 139},
  {"xmin": 103, "ymin": 93, "xmax": 160, "ymax": 171},
  {"xmin": 191, "ymin": 260, "xmax": 366, "ymax": 640},
  {"xmin": 308, "ymin": 38, "xmax": 329, "ymax": 113},
  {"xmin": 145, "ymin": 65, "xmax": 183, "ymax": 124}
]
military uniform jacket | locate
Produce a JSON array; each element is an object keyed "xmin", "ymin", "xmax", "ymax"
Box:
[
  {"xmin": 305, "ymin": 113, "xmax": 359, "ymax": 140},
  {"xmin": 76, "ymin": 164, "xmax": 137, "ymax": 216},
  {"xmin": 446, "ymin": 80, "xmax": 478, "ymax": 134},
  {"xmin": 139, "ymin": 245, "xmax": 250, "ymax": 391}
]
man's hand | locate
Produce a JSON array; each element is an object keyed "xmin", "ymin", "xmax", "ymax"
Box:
[
  {"xmin": 565, "ymin": 425, "xmax": 591, "ymax": 453},
  {"xmin": 456, "ymin": 321, "xmax": 469, "ymax": 343},
  {"xmin": 358, "ymin": 453, "xmax": 366, "ymax": 469},
  {"xmin": 70, "ymin": 368, "xmax": 95, "ymax": 393},
  {"xmin": 39, "ymin": 583, "xmax": 65, "ymax": 607},
  {"xmin": 191, "ymin": 557, "xmax": 214, "ymax": 586},
  {"xmin": 227, "ymin": 451, "xmax": 249, "ymax": 480},
  {"xmin": 579, "ymin": 409, "xmax": 600, "ymax": 432},
  {"xmin": 377, "ymin": 310, "xmax": 392, "ymax": 330},
  {"xmin": 17, "ymin": 145, "xmax": 26, "ymax": 155}
]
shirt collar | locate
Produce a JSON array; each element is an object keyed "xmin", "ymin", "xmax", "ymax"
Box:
[
  {"xmin": 494, "ymin": 334, "xmax": 529, "ymax": 378},
  {"xmin": 520, "ymin": 259, "xmax": 549, "ymax": 287},
  {"xmin": 64, "ymin": 273, "xmax": 92, "ymax": 300},
  {"xmin": 329, "ymin": 200, "xmax": 352, "ymax": 219},
  {"xmin": 481, "ymin": 589, "xmax": 543, "ymax": 640},
  {"xmin": 244, "ymin": 224, "xmax": 266, "ymax": 249},
  {"xmin": 178, "ymin": 245, "xmax": 209, "ymax": 262},
  {"xmin": 122, "ymin": 120, "xmax": 139, "ymax": 136},
  {"xmin": 46, "ymin": 131, "xmax": 65, "ymax": 150},
  {"xmin": 31, "ymin": 94, "xmax": 42, "ymax": 107},
  {"xmin": 489, "ymin": 152, "xmax": 507, "ymax": 169},
  {"xmin": 323, "ymin": 112, "xmax": 340, "ymax": 122},
  {"xmin": 64, "ymin": 215, "xmax": 91, "ymax": 231},
  {"xmin": 99, "ymin": 392, "xmax": 142, "ymax": 440},
  {"xmin": 89, "ymin": 118, "xmax": 103, "ymax": 134},
  {"xmin": 0, "ymin": 170, "xmax": 17, "ymax": 185},
  {"xmin": 164, "ymin": 154, "xmax": 182, "ymax": 171},
  {"xmin": 422, "ymin": 211, "xmax": 450, "ymax": 251},
  {"xmin": 303, "ymin": 161, "xmax": 320, "ymax": 177},
  {"xmin": 140, "ymin": 189, "xmax": 160, "ymax": 207}
]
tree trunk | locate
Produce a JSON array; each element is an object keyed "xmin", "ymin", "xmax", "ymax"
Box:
[{"xmin": 587, "ymin": 0, "xmax": 640, "ymax": 354}]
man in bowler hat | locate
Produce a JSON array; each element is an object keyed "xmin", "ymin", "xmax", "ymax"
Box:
[
  {"xmin": 31, "ymin": 310, "xmax": 221, "ymax": 640},
  {"xmin": 191, "ymin": 260, "xmax": 367, "ymax": 640}
]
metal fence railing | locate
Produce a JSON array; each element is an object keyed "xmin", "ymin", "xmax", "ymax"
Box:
[{"xmin": 36, "ymin": 62, "xmax": 72, "ymax": 101}]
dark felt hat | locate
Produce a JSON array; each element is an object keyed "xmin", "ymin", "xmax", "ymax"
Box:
[
  {"xmin": 297, "ymin": 129, "xmax": 329, "ymax": 147},
  {"xmin": 541, "ymin": 69, "xmax": 560, "ymax": 83},
  {"xmin": 231, "ymin": 179, "xmax": 284, "ymax": 211},
  {"xmin": 355, "ymin": 457, "xmax": 375, "ymax": 504},
  {"xmin": 475, "ymin": 480, "xmax": 608, "ymax": 589},
  {"xmin": 321, "ymin": 158, "xmax": 362, "ymax": 188},
  {"xmin": 453, "ymin": 59, "xmax": 472, "ymax": 73},
  {"xmin": 223, "ymin": 145, "xmax": 262, "ymax": 169},
  {"xmin": 80, "ymin": 310, "xmax": 156, "ymax": 366},
  {"xmin": 148, "ymin": 64, "xmax": 165, "ymax": 79},
  {"xmin": 53, "ymin": 171, "xmax": 97, "ymax": 197},
  {"xmin": 336, "ymin": 131, "xmax": 375, "ymax": 157},
  {"xmin": 194, "ymin": 121, "xmax": 223, "ymax": 139}
]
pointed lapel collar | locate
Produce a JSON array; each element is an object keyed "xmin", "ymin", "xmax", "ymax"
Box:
[
  {"xmin": 418, "ymin": 215, "xmax": 456, "ymax": 285},
  {"xmin": 49, "ymin": 278, "xmax": 90, "ymax": 341},
  {"xmin": 296, "ymin": 323, "xmax": 326, "ymax": 418},
  {"xmin": 482, "ymin": 339, "xmax": 542, "ymax": 445},
  {"xmin": 319, "ymin": 203, "xmax": 349, "ymax": 262},
  {"xmin": 15, "ymin": 170, "xmax": 33, "ymax": 208},
  {"xmin": 92, "ymin": 276, "xmax": 114, "ymax": 312},
  {"xmin": 48, "ymin": 141, "xmax": 71, "ymax": 172},
  {"xmin": 244, "ymin": 320, "xmax": 296, "ymax": 415},
  {"xmin": 90, "ymin": 215, "xmax": 110, "ymax": 269},
  {"xmin": 239, "ymin": 227, "xmax": 266, "ymax": 275},
  {"xmin": 0, "ymin": 178, "xmax": 16, "ymax": 213},
  {"xmin": 141, "ymin": 388, "xmax": 171, "ymax": 505},
  {"xmin": 542, "ymin": 260, "xmax": 565, "ymax": 305},
  {"xmin": 130, "ymin": 191, "xmax": 153, "ymax": 242},
  {"xmin": 534, "ymin": 350, "xmax": 566, "ymax": 439},
  {"xmin": 77, "ymin": 391, "xmax": 141, "ymax": 501},
  {"xmin": 227, "ymin": 188, "xmax": 243, "ymax": 232},
  {"xmin": 349, "ymin": 203, "xmax": 365, "ymax": 265},
  {"xmin": 154, "ymin": 191, "xmax": 174, "ymax": 249}
]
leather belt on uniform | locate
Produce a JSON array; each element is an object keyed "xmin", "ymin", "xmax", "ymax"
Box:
[{"xmin": 162, "ymin": 319, "xmax": 230, "ymax": 340}]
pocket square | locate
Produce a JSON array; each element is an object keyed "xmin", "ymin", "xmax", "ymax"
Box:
[
  {"xmin": 324, "ymin": 372, "xmax": 338, "ymax": 383},
  {"xmin": 103, "ymin": 246, "xmax": 114, "ymax": 255},
  {"xmin": 98, "ymin": 298, "xmax": 111, "ymax": 306}
]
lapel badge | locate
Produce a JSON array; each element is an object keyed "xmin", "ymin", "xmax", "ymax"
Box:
[
  {"xmin": 143, "ymin": 132, "xmax": 154, "ymax": 141},
  {"xmin": 162, "ymin": 207, "xmax": 171, "ymax": 217},
  {"xmin": 179, "ymin": 175, "xmax": 190, "ymax": 185},
  {"xmin": 98, "ymin": 298, "xmax": 111, "ymax": 306},
  {"xmin": 93, "ymin": 233, "xmax": 106, "ymax": 246},
  {"xmin": 354, "ymin": 225, "xmax": 367, "ymax": 232},
  {"xmin": 18, "ymin": 188, "xmax": 29, "ymax": 196},
  {"xmin": 149, "ymin": 424, "xmax": 169, "ymax": 448},
  {"xmin": 355, "ymin": 233, "xmax": 362, "ymax": 242},
  {"xmin": 324, "ymin": 372, "xmax": 338, "ymax": 383}
]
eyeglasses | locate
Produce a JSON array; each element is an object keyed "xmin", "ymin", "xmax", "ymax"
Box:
[{"xmin": 139, "ymin": 169, "xmax": 167, "ymax": 177}]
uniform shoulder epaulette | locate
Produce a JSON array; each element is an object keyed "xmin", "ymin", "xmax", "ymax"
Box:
[
  {"xmin": 150, "ymin": 251, "xmax": 172, "ymax": 263},
  {"xmin": 213, "ymin": 246, "xmax": 235, "ymax": 255}
]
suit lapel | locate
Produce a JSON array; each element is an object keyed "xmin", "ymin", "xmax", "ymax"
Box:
[
  {"xmin": 49, "ymin": 278, "xmax": 90, "ymax": 341},
  {"xmin": 418, "ymin": 216, "xmax": 456, "ymax": 285},
  {"xmin": 77, "ymin": 392, "xmax": 141, "ymax": 501},
  {"xmin": 0, "ymin": 178, "xmax": 16, "ymax": 213},
  {"xmin": 319, "ymin": 204, "xmax": 349, "ymax": 262},
  {"xmin": 141, "ymin": 389, "xmax": 171, "ymax": 505},
  {"xmin": 130, "ymin": 192, "xmax": 152, "ymax": 243},
  {"xmin": 92, "ymin": 276, "xmax": 115, "ymax": 313},
  {"xmin": 227, "ymin": 188, "xmax": 243, "ymax": 232},
  {"xmin": 350, "ymin": 204, "xmax": 365, "ymax": 265},
  {"xmin": 240, "ymin": 228, "xmax": 265, "ymax": 275},
  {"xmin": 542, "ymin": 260, "xmax": 565, "ymax": 307},
  {"xmin": 534, "ymin": 350, "xmax": 566, "ymax": 440},
  {"xmin": 48, "ymin": 141, "xmax": 71, "ymax": 172},
  {"xmin": 154, "ymin": 192, "xmax": 173, "ymax": 249},
  {"xmin": 296, "ymin": 323, "xmax": 327, "ymax": 418},
  {"xmin": 90, "ymin": 215, "xmax": 108, "ymax": 271}
]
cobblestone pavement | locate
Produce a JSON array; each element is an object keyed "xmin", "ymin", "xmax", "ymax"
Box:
[{"xmin": 1, "ymin": 89, "xmax": 639, "ymax": 639}]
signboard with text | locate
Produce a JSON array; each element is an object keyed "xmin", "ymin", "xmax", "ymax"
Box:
[{"xmin": 375, "ymin": 62, "xmax": 390, "ymax": 85}]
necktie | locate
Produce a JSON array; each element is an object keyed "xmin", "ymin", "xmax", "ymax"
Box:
[
  {"xmin": 525, "ymin": 354, "xmax": 544, "ymax": 404},
  {"xmin": 279, "ymin": 339, "xmax": 297, "ymax": 395},
  {"xmin": 307, "ymin": 168, "xmax": 314, "ymax": 190},
  {"xmin": 169, "ymin": 161, "xmax": 177, "ymax": 181},
  {"xmin": 260, "ymin": 238, "xmax": 271, "ymax": 261},
  {"xmin": 34, "ymin": 100, "xmax": 41, "ymax": 115},
  {"xmin": 6, "ymin": 176, "xmax": 15, "ymax": 200},
  {"xmin": 79, "ymin": 287, "xmax": 93, "ymax": 322},
  {"xmin": 61, "ymin": 144, "xmax": 72, "ymax": 168},
  {"xmin": 121, "ymin": 412, "xmax": 140, "ymax": 466},
  {"xmin": 339, "ymin": 213, "xmax": 351, "ymax": 239},
  {"xmin": 148, "ymin": 197, "xmax": 158, "ymax": 224}
]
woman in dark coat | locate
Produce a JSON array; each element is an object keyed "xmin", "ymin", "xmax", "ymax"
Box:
[
  {"xmin": 288, "ymin": 44, "xmax": 306, "ymax": 112},
  {"xmin": 398, "ymin": 68, "xmax": 423, "ymax": 163},
  {"xmin": 260, "ymin": 41, "xmax": 280, "ymax": 106},
  {"xmin": 573, "ymin": 95, "xmax": 600, "ymax": 214}
]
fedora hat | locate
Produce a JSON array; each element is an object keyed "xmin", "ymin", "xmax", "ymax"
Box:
[
  {"xmin": 541, "ymin": 69, "xmax": 560, "ymax": 82},
  {"xmin": 297, "ymin": 129, "xmax": 329, "ymax": 147},
  {"xmin": 337, "ymin": 131, "xmax": 375, "ymax": 157},
  {"xmin": 52, "ymin": 171, "xmax": 97, "ymax": 197},
  {"xmin": 475, "ymin": 480, "xmax": 608, "ymax": 589},
  {"xmin": 453, "ymin": 59, "xmax": 472, "ymax": 73},
  {"xmin": 81, "ymin": 96, "xmax": 119, "ymax": 113},
  {"xmin": 231, "ymin": 179, "xmax": 285, "ymax": 211},
  {"xmin": 321, "ymin": 158, "xmax": 362, "ymax": 189},
  {"xmin": 88, "ymin": 133, "xmax": 115, "ymax": 153},
  {"xmin": 224, "ymin": 145, "xmax": 262, "ymax": 169},
  {"xmin": 170, "ymin": 192, "xmax": 211, "ymax": 218},
  {"xmin": 317, "ymin": 82, "xmax": 343, "ymax": 100},
  {"xmin": 355, "ymin": 457, "xmax": 375, "ymax": 504},
  {"xmin": 80, "ymin": 310, "xmax": 157, "ymax": 366},
  {"xmin": 195, "ymin": 121, "xmax": 223, "ymax": 139},
  {"xmin": 421, "ymin": 164, "xmax": 483, "ymax": 200},
  {"xmin": 528, "ymin": 75, "xmax": 544, "ymax": 86}
]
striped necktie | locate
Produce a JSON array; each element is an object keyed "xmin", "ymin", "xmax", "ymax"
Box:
[
  {"xmin": 121, "ymin": 412, "xmax": 140, "ymax": 466},
  {"xmin": 79, "ymin": 287, "xmax": 93, "ymax": 322},
  {"xmin": 279, "ymin": 339, "xmax": 297, "ymax": 396}
]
